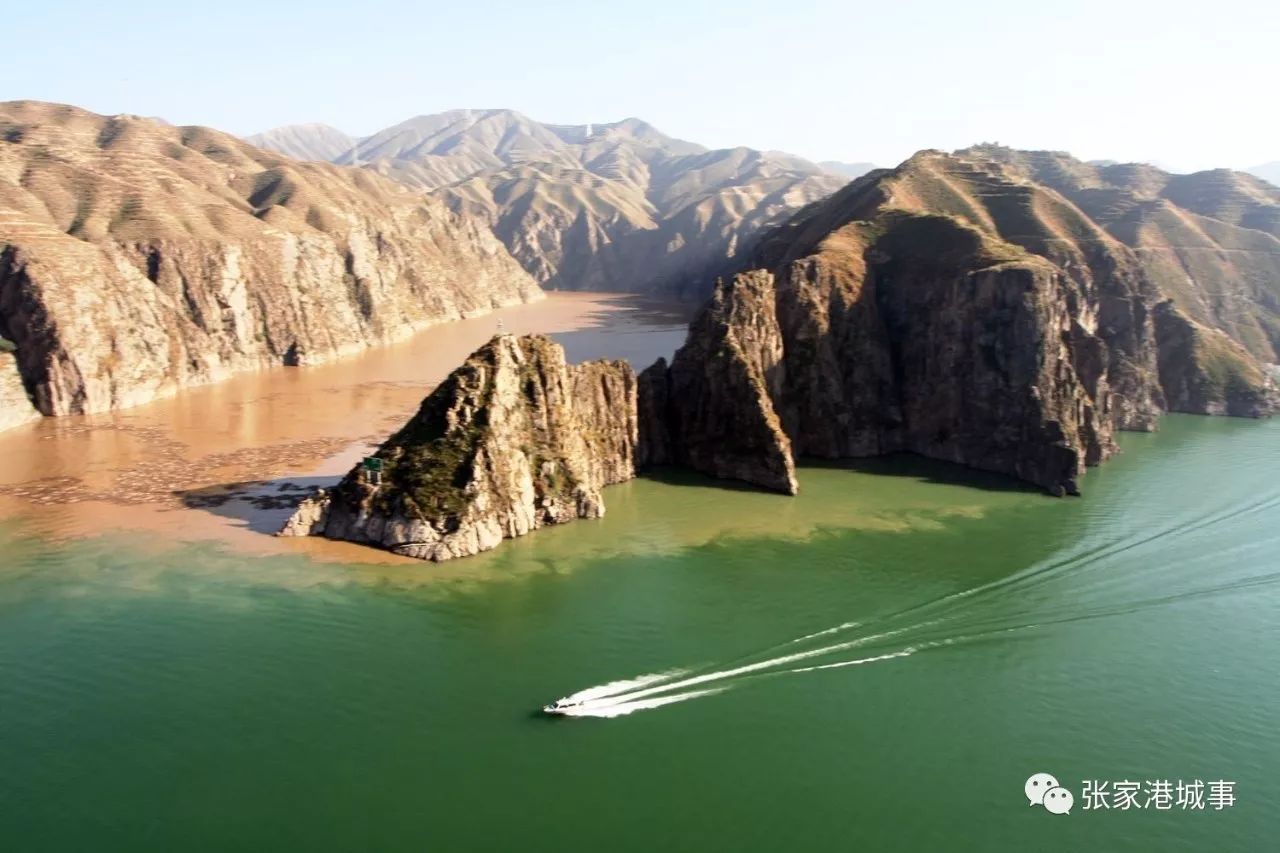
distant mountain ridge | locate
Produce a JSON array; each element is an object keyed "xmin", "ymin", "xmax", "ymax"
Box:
[
  {"xmin": 245, "ymin": 123, "xmax": 357, "ymax": 162},
  {"xmin": 248, "ymin": 110, "xmax": 856, "ymax": 296}
]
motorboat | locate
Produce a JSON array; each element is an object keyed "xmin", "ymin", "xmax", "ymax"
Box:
[{"xmin": 542, "ymin": 697, "xmax": 582, "ymax": 715}]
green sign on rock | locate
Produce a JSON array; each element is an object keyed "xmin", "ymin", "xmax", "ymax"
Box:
[{"xmin": 363, "ymin": 457, "xmax": 384, "ymax": 472}]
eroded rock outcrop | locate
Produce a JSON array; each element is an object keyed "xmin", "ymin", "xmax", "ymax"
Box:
[
  {"xmin": 640, "ymin": 149, "xmax": 1278, "ymax": 498},
  {"xmin": 639, "ymin": 270, "xmax": 797, "ymax": 492},
  {"xmin": 641, "ymin": 151, "xmax": 1175, "ymax": 496},
  {"xmin": 280, "ymin": 334, "xmax": 637, "ymax": 560},
  {"xmin": 0, "ymin": 101, "xmax": 541, "ymax": 427}
]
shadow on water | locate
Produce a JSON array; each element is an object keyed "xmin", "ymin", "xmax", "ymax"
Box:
[
  {"xmin": 803, "ymin": 453, "xmax": 1047, "ymax": 495},
  {"xmin": 176, "ymin": 476, "xmax": 337, "ymax": 534},
  {"xmin": 641, "ymin": 454, "xmax": 1046, "ymax": 496},
  {"xmin": 638, "ymin": 466, "xmax": 793, "ymax": 495}
]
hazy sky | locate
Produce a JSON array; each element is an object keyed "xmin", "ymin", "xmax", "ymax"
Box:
[{"xmin": 6, "ymin": 0, "xmax": 1275, "ymax": 171}]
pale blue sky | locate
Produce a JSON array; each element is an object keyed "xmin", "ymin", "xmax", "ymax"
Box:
[{"xmin": 5, "ymin": 0, "xmax": 1275, "ymax": 171}]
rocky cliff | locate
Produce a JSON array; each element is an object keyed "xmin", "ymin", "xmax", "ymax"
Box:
[
  {"xmin": 281, "ymin": 334, "xmax": 637, "ymax": 561},
  {"xmin": 638, "ymin": 271, "xmax": 798, "ymax": 493},
  {"xmin": 0, "ymin": 101, "xmax": 541, "ymax": 426},
  {"xmin": 642, "ymin": 149, "xmax": 1278, "ymax": 497},
  {"xmin": 642, "ymin": 149, "xmax": 1274, "ymax": 496}
]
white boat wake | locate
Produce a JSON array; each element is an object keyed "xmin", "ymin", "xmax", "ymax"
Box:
[
  {"xmin": 558, "ymin": 669, "xmax": 690, "ymax": 705},
  {"xmin": 788, "ymin": 648, "xmax": 916, "ymax": 673},
  {"xmin": 543, "ymin": 623, "xmax": 929, "ymax": 717},
  {"xmin": 789, "ymin": 621, "xmax": 861, "ymax": 643},
  {"xmin": 555, "ymin": 688, "xmax": 727, "ymax": 718}
]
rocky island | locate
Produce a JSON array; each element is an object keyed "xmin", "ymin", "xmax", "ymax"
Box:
[{"xmin": 281, "ymin": 334, "xmax": 637, "ymax": 561}]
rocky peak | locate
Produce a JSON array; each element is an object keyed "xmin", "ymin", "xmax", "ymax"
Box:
[
  {"xmin": 281, "ymin": 334, "xmax": 638, "ymax": 561},
  {"xmin": 639, "ymin": 270, "xmax": 798, "ymax": 494}
]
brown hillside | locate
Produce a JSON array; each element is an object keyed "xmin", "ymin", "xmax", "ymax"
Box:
[{"xmin": 0, "ymin": 101, "xmax": 540, "ymax": 423}]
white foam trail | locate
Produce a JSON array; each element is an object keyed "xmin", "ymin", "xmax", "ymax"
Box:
[
  {"xmin": 558, "ymin": 688, "xmax": 726, "ymax": 718},
  {"xmin": 561, "ymin": 669, "xmax": 689, "ymax": 704},
  {"xmin": 590, "ymin": 622, "xmax": 935, "ymax": 705},
  {"xmin": 789, "ymin": 621, "xmax": 861, "ymax": 643},
  {"xmin": 564, "ymin": 644, "xmax": 918, "ymax": 718},
  {"xmin": 788, "ymin": 648, "xmax": 916, "ymax": 673}
]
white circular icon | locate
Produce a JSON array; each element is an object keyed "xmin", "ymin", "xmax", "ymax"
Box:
[
  {"xmin": 1024, "ymin": 772, "xmax": 1060, "ymax": 806},
  {"xmin": 1043, "ymin": 786, "xmax": 1074, "ymax": 815}
]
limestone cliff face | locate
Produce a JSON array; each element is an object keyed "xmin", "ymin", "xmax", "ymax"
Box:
[
  {"xmin": 281, "ymin": 335, "xmax": 637, "ymax": 561},
  {"xmin": 0, "ymin": 101, "xmax": 541, "ymax": 426},
  {"xmin": 279, "ymin": 149, "xmax": 1280, "ymax": 564},
  {"xmin": 642, "ymin": 151, "xmax": 1177, "ymax": 495}
]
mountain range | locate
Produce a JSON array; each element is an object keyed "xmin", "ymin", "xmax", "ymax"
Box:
[
  {"xmin": 248, "ymin": 110, "xmax": 871, "ymax": 296},
  {"xmin": 4, "ymin": 98, "xmax": 1277, "ymax": 458}
]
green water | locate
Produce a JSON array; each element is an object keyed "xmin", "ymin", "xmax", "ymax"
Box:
[{"xmin": 1, "ymin": 416, "xmax": 1277, "ymax": 851}]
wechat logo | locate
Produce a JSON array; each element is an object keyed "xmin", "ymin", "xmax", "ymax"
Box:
[{"xmin": 1026, "ymin": 772, "xmax": 1073, "ymax": 815}]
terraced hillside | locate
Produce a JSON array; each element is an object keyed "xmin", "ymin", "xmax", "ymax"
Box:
[{"xmin": 965, "ymin": 146, "xmax": 1280, "ymax": 364}]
